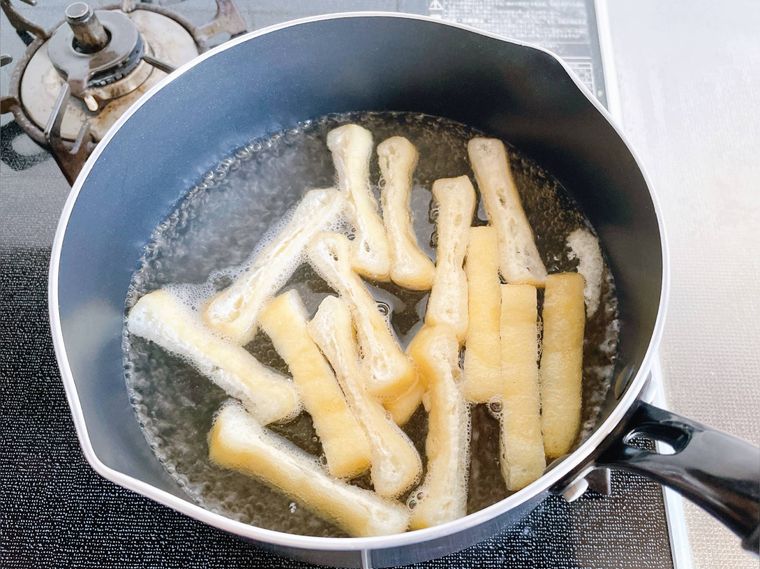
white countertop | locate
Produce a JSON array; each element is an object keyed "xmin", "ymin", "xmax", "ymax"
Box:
[{"xmin": 600, "ymin": 1, "xmax": 760, "ymax": 566}]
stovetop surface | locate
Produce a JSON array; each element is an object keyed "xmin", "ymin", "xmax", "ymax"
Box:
[{"xmin": 0, "ymin": 1, "xmax": 674, "ymax": 567}]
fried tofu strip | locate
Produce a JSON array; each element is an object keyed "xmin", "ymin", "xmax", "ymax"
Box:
[
  {"xmin": 384, "ymin": 324, "xmax": 430, "ymax": 425},
  {"xmin": 127, "ymin": 289, "xmax": 300, "ymax": 425},
  {"xmin": 307, "ymin": 232, "xmax": 416, "ymax": 400},
  {"xmin": 384, "ymin": 380, "xmax": 425, "ymax": 426},
  {"xmin": 208, "ymin": 401, "xmax": 410, "ymax": 537},
  {"xmin": 540, "ymin": 273, "xmax": 586, "ymax": 458},
  {"xmin": 462, "ymin": 227, "xmax": 502, "ymax": 403},
  {"xmin": 499, "ymin": 285, "xmax": 546, "ymax": 491},
  {"xmin": 425, "ymin": 176, "xmax": 476, "ymax": 342},
  {"xmin": 327, "ymin": 124, "xmax": 391, "ymax": 281},
  {"xmin": 259, "ymin": 290, "xmax": 371, "ymax": 479},
  {"xmin": 308, "ymin": 296, "xmax": 422, "ymax": 498},
  {"xmin": 467, "ymin": 138, "xmax": 547, "ymax": 286},
  {"xmin": 203, "ymin": 188, "xmax": 346, "ymax": 345},
  {"xmin": 378, "ymin": 136, "xmax": 435, "ymax": 290},
  {"xmin": 407, "ymin": 326, "xmax": 470, "ymax": 529},
  {"xmin": 566, "ymin": 228, "xmax": 603, "ymax": 317}
]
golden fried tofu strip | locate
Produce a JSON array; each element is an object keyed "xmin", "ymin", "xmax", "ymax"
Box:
[
  {"xmin": 308, "ymin": 296, "xmax": 422, "ymax": 498},
  {"xmin": 407, "ymin": 326, "xmax": 470, "ymax": 529},
  {"xmin": 208, "ymin": 401, "xmax": 410, "ymax": 537},
  {"xmin": 378, "ymin": 136, "xmax": 435, "ymax": 290},
  {"xmin": 327, "ymin": 124, "xmax": 391, "ymax": 281},
  {"xmin": 467, "ymin": 138, "xmax": 547, "ymax": 286},
  {"xmin": 384, "ymin": 324, "xmax": 431, "ymax": 425},
  {"xmin": 203, "ymin": 188, "xmax": 346, "ymax": 345},
  {"xmin": 307, "ymin": 232, "xmax": 416, "ymax": 400},
  {"xmin": 259, "ymin": 290, "xmax": 371, "ymax": 479},
  {"xmin": 499, "ymin": 285, "xmax": 546, "ymax": 490},
  {"xmin": 462, "ymin": 227, "xmax": 502, "ymax": 403},
  {"xmin": 540, "ymin": 272, "xmax": 586, "ymax": 458},
  {"xmin": 384, "ymin": 380, "xmax": 425, "ymax": 426},
  {"xmin": 127, "ymin": 290, "xmax": 300, "ymax": 425},
  {"xmin": 425, "ymin": 176, "xmax": 476, "ymax": 342}
]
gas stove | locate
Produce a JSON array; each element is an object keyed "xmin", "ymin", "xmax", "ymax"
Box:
[
  {"xmin": 0, "ymin": 2, "xmax": 686, "ymax": 568},
  {"xmin": 1, "ymin": 0, "xmax": 246, "ymax": 182}
]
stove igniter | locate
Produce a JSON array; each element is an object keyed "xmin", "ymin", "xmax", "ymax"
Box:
[{"xmin": 47, "ymin": 3, "xmax": 148, "ymax": 112}]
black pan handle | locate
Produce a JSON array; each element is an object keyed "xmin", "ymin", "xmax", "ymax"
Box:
[{"xmin": 596, "ymin": 400, "xmax": 760, "ymax": 554}]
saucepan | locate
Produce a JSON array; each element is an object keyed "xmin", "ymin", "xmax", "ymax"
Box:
[{"xmin": 49, "ymin": 13, "xmax": 759, "ymax": 567}]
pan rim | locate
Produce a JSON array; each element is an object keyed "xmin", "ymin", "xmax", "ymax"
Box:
[{"xmin": 48, "ymin": 11, "xmax": 671, "ymax": 555}]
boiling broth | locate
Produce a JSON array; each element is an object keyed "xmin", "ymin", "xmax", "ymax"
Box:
[{"xmin": 124, "ymin": 112, "xmax": 619, "ymax": 537}]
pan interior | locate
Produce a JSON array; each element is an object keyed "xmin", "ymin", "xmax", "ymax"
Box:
[{"xmin": 123, "ymin": 111, "xmax": 619, "ymax": 537}]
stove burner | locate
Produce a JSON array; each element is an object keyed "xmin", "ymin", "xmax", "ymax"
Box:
[
  {"xmin": 0, "ymin": 0, "xmax": 248, "ymax": 183},
  {"xmin": 48, "ymin": 5, "xmax": 147, "ymax": 111}
]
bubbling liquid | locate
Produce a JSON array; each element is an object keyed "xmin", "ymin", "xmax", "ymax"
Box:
[{"xmin": 123, "ymin": 112, "xmax": 619, "ymax": 537}]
